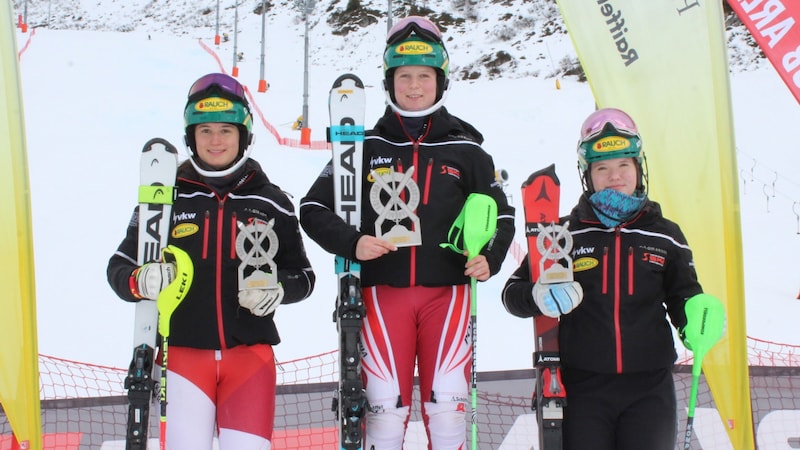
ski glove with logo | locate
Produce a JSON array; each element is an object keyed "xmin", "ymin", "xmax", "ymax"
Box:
[
  {"xmin": 130, "ymin": 262, "xmax": 176, "ymax": 300},
  {"xmin": 239, "ymin": 284, "xmax": 284, "ymax": 317},
  {"xmin": 532, "ymin": 280, "xmax": 584, "ymax": 318}
]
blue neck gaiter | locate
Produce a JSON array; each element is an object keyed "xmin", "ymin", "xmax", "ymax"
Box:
[{"xmin": 589, "ymin": 189, "xmax": 646, "ymax": 228}]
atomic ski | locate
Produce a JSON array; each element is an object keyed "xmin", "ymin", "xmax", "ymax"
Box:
[
  {"xmin": 125, "ymin": 138, "xmax": 178, "ymax": 450},
  {"xmin": 327, "ymin": 73, "xmax": 367, "ymax": 450},
  {"xmin": 521, "ymin": 164, "xmax": 569, "ymax": 450}
]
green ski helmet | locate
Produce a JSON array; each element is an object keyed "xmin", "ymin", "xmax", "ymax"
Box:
[
  {"xmin": 183, "ymin": 73, "xmax": 254, "ymax": 177},
  {"xmin": 383, "ymin": 16, "xmax": 451, "ymax": 117},
  {"xmin": 576, "ymin": 107, "xmax": 647, "ymax": 194}
]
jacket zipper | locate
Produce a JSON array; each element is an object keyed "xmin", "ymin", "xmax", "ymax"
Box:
[
  {"xmin": 403, "ymin": 155, "xmax": 418, "ymax": 287},
  {"xmin": 397, "ymin": 115, "xmax": 432, "ymax": 287},
  {"xmin": 614, "ymin": 227, "xmax": 623, "ymax": 373},
  {"xmin": 396, "ymin": 159, "xmax": 406, "ymax": 203},
  {"xmin": 216, "ymin": 198, "xmax": 227, "ymax": 349}
]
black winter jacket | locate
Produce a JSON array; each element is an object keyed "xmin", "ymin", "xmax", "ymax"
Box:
[
  {"xmin": 502, "ymin": 194, "xmax": 702, "ymax": 374},
  {"xmin": 107, "ymin": 159, "xmax": 315, "ymax": 349},
  {"xmin": 300, "ymin": 106, "xmax": 515, "ymax": 287}
]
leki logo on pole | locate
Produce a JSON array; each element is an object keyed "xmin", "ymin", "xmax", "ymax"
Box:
[{"xmin": 369, "ymin": 166, "xmax": 422, "ymax": 247}]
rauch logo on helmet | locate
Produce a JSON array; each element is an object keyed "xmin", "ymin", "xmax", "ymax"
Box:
[{"xmin": 195, "ymin": 97, "xmax": 233, "ymax": 112}]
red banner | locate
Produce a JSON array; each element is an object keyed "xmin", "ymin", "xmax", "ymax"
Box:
[{"xmin": 728, "ymin": 0, "xmax": 800, "ymax": 103}]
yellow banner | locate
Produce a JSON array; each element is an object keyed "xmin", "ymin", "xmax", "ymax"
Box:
[
  {"xmin": 0, "ymin": 1, "xmax": 42, "ymax": 449},
  {"xmin": 555, "ymin": 0, "xmax": 753, "ymax": 448}
]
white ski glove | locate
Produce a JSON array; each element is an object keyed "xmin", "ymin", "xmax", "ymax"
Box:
[
  {"xmin": 532, "ymin": 280, "xmax": 584, "ymax": 318},
  {"xmin": 238, "ymin": 284, "xmax": 284, "ymax": 317},
  {"xmin": 131, "ymin": 262, "xmax": 176, "ymax": 300}
]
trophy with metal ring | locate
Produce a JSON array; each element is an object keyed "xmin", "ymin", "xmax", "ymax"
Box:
[
  {"xmin": 235, "ymin": 217, "xmax": 282, "ymax": 315},
  {"xmin": 369, "ymin": 166, "xmax": 422, "ymax": 247},
  {"xmin": 536, "ymin": 220, "xmax": 574, "ymax": 284}
]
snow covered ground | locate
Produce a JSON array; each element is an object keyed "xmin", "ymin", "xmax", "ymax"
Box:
[{"xmin": 13, "ymin": 3, "xmax": 800, "ymax": 372}]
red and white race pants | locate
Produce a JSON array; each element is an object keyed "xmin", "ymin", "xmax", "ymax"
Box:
[
  {"xmin": 361, "ymin": 284, "xmax": 471, "ymax": 450},
  {"xmin": 164, "ymin": 344, "xmax": 276, "ymax": 450}
]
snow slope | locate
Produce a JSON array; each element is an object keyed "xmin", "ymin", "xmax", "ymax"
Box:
[{"xmin": 12, "ymin": 1, "xmax": 800, "ymax": 371}]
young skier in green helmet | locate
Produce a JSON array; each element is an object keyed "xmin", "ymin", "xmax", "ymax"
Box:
[
  {"xmin": 108, "ymin": 73, "xmax": 316, "ymax": 450},
  {"xmin": 301, "ymin": 16, "xmax": 515, "ymax": 449},
  {"xmin": 502, "ymin": 107, "xmax": 724, "ymax": 450}
]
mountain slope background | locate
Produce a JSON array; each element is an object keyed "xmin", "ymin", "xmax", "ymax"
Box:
[
  {"xmin": 14, "ymin": 0, "xmax": 766, "ymax": 81},
  {"xmin": 11, "ymin": 0, "xmax": 800, "ymax": 372}
]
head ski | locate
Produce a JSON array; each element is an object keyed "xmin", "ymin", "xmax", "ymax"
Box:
[
  {"xmin": 125, "ymin": 138, "xmax": 177, "ymax": 450},
  {"xmin": 328, "ymin": 73, "xmax": 367, "ymax": 450}
]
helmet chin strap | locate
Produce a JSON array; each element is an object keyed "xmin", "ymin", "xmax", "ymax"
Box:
[
  {"xmin": 382, "ymin": 81, "xmax": 451, "ymax": 118},
  {"xmin": 185, "ymin": 142, "xmax": 254, "ymax": 178}
]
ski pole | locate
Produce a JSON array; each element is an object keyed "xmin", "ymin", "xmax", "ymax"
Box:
[
  {"xmin": 681, "ymin": 293, "xmax": 725, "ymax": 449},
  {"xmin": 156, "ymin": 245, "xmax": 194, "ymax": 450},
  {"xmin": 459, "ymin": 193, "xmax": 498, "ymax": 449}
]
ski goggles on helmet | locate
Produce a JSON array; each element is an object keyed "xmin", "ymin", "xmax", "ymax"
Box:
[
  {"xmin": 577, "ymin": 110, "xmax": 643, "ymax": 172},
  {"xmin": 187, "ymin": 73, "xmax": 248, "ymax": 104},
  {"xmin": 579, "ymin": 107, "xmax": 640, "ymax": 144},
  {"xmin": 387, "ymin": 16, "xmax": 443, "ymax": 45}
]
